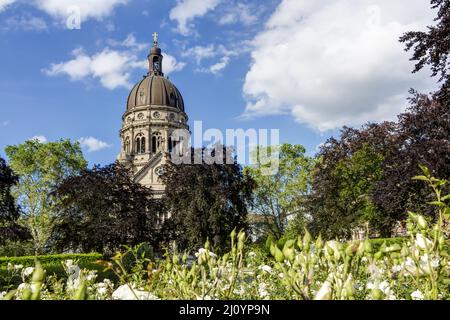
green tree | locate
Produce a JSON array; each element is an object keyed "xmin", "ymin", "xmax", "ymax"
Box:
[
  {"xmin": 50, "ymin": 163, "xmax": 161, "ymax": 255},
  {"xmin": 244, "ymin": 144, "xmax": 314, "ymax": 240},
  {"xmin": 161, "ymin": 147, "xmax": 254, "ymax": 252},
  {"xmin": 0, "ymin": 157, "xmax": 29, "ymax": 244},
  {"xmin": 5, "ymin": 139, "xmax": 87, "ymax": 254},
  {"xmin": 308, "ymin": 124, "xmax": 396, "ymax": 239}
]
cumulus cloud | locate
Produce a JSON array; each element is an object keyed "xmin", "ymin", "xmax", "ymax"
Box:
[
  {"xmin": 30, "ymin": 135, "xmax": 48, "ymax": 143},
  {"xmin": 32, "ymin": 0, "xmax": 128, "ymax": 23},
  {"xmin": 44, "ymin": 35, "xmax": 185, "ymax": 90},
  {"xmin": 217, "ymin": 2, "xmax": 258, "ymax": 26},
  {"xmin": 78, "ymin": 136, "xmax": 111, "ymax": 152},
  {"xmin": 0, "ymin": 0, "xmax": 15, "ymax": 12},
  {"xmin": 2, "ymin": 13, "xmax": 48, "ymax": 31},
  {"xmin": 242, "ymin": 0, "xmax": 435, "ymax": 131},
  {"xmin": 183, "ymin": 44, "xmax": 237, "ymax": 74},
  {"xmin": 164, "ymin": 54, "xmax": 186, "ymax": 75},
  {"xmin": 170, "ymin": 0, "xmax": 221, "ymax": 35}
]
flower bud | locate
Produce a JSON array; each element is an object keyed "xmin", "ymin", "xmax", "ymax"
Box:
[
  {"xmin": 315, "ymin": 234, "xmax": 324, "ymax": 250},
  {"xmin": 274, "ymin": 246, "xmax": 285, "ymax": 263},
  {"xmin": 371, "ymin": 289, "xmax": 383, "ymax": 300},
  {"xmin": 417, "ymin": 215, "xmax": 427, "ymax": 230},
  {"xmin": 230, "ymin": 228, "xmax": 236, "ymax": 241},
  {"xmin": 364, "ymin": 239, "xmax": 373, "ymax": 254},
  {"xmin": 303, "ymin": 229, "xmax": 312, "ymax": 250}
]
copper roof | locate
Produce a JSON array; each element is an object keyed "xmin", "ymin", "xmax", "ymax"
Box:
[{"xmin": 126, "ymin": 74, "xmax": 185, "ymax": 111}]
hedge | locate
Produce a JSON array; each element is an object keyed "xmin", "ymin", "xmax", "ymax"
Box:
[
  {"xmin": 0, "ymin": 253, "xmax": 115, "ymax": 291},
  {"xmin": 368, "ymin": 237, "xmax": 407, "ymax": 251},
  {"xmin": 0, "ymin": 253, "xmax": 102, "ymax": 268}
]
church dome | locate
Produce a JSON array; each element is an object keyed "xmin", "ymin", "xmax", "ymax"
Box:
[
  {"xmin": 126, "ymin": 34, "xmax": 185, "ymax": 112},
  {"xmin": 127, "ymin": 75, "xmax": 185, "ymax": 111}
]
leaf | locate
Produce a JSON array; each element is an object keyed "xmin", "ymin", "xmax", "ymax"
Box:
[
  {"xmin": 412, "ymin": 175, "xmax": 429, "ymax": 182},
  {"xmin": 427, "ymin": 201, "xmax": 445, "ymax": 207}
]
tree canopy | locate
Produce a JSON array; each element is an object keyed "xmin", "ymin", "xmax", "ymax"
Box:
[
  {"xmin": 5, "ymin": 139, "xmax": 87, "ymax": 253},
  {"xmin": 160, "ymin": 147, "xmax": 255, "ymax": 252},
  {"xmin": 50, "ymin": 163, "xmax": 161, "ymax": 255},
  {"xmin": 244, "ymin": 144, "xmax": 314, "ymax": 240},
  {"xmin": 0, "ymin": 157, "xmax": 29, "ymax": 244}
]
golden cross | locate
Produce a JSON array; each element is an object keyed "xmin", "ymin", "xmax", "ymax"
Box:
[{"xmin": 153, "ymin": 32, "xmax": 158, "ymax": 47}]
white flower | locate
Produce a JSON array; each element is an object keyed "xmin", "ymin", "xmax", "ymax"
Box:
[
  {"xmin": 64, "ymin": 259, "xmax": 74, "ymax": 268},
  {"xmin": 366, "ymin": 282, "xmax": 375, "ymax": 290},
  {"xmin": 411, "ymin": 290, "xmax": 424, "ymax": 300},
  {"xmin": 248, "ymin": 252, "xmax": 257, "ymax": 258},
  {"xmin": 391, "ymin": 265, "xmax": 402, "ymax": 273},
  {"xmin": 404, "ymin": 257, "xmax": 417, "ymax": 274},
  {"xmin": 314, "ymin": 280, "xmax": 332, "ymax": 300},
  {"xmin": 14, "ymin": 264, "xmax": 24, "ymax": 270},
  {"xmin": 112, "ymin": 284, "xmax": 159, "ymax": 300},
  {"xmin": 97, "ymin": 287, "xmax": 107, "ymax": 295},
  {"xmin": 258, "ymin": 265, "xmax": 272, "ymax": 274},
  {"xmin": 258, "ymin": 283, "xmax": 269, "ymax": 298},
  {"xmin": 0, "ymin": 291, "xmax": 6, "ymax": 300},
  {"xmin": 22, "ymin": 267, "xmax": 34, "ymax": 278},
  {"xmin": 430, "ymin": 258, "xmax": 440, "ymax": 268},
  {"xmin": 415, "ymin": 234, "xmax": 432, "ymax": 250}
]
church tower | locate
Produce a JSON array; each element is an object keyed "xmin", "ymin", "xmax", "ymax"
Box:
[{"xmin": 117, "ymin": 33, "xmax": 189, "ymax": 196}]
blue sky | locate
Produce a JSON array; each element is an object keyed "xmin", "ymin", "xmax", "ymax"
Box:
[{"xmin": 0, "ymin": 0, "xmax": 437, "ymax": 166}]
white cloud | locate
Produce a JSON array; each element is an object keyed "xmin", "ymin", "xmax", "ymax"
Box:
[
  {"xmin": 1, "ymin": 120, "xmax": 10, "ymax": 127},
  {"xmin": 183, "ymin": 44, "xmax": 237, "ymax": 74},
  {"xmin": 33, "ymin": 0, "xmax": 128, "ymax": 23},
  {"xmin": 2, "ymin": 13, "xmax": 48, "ymax": 31},
  {"xmin": 242, "ymin": 0, "xmax": 435, "ymax": 131},
  {"xmin": 217, "ymin": 3, "xmax": 258, "ymax": 26},
  {"xmin": 208, "ymin": 56, "xmax": 230, "ymax": 74},
  {"xmin": 0, "ymin": 0, "xmax": 15, "ymax": 12},
  {"xmin": 108, "ymin": 33, "xmax": 147, "ymax": 51},
  {"xmin": 78, "ymin": 136, "xmax": 111, "ymax": 152},
  {"xmin": 44, "ymin": 35, "xmax": 185, "ymax": 90},
  {"xmin": 170, "ymin": 0, "xmax": 221, "ymax": 35},
  {"xmin": 164, "ymin": 53, "xmax": 186, "ymax": 75},
  {"xmin": 30, "ymin": 135, "xmax": 48, "ymax": 143}
]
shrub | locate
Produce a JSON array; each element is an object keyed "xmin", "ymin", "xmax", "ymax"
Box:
[
  {"xmin": 0, "ymin": 240, "xmax": 34, "ymax": 257},
  {"xmin": 0, "ymin": 253, "xmax": 102, "ymax": 268}
]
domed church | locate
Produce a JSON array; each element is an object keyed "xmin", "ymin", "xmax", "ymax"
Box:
[{"xmin": 117, "ymin": 33, "xmax": 189, "ymax": 196}]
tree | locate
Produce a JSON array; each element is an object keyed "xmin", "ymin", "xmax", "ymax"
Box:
[
  {"xmin": 373, "ymin": 0, "xmax": 450, "ymax": 230},
  {"xmin": 400, "ymin": 0, "xmax": 450, "ymax": 104},
  {"xmin": 50, "ymin": 163, "xmax": 161, "ymax": 255},
  {"xmin": 373, "ymin": 94, "xmax": 450, "ymax": 229},
  {"xmin": 5, "ymin": 139, "xmax": 87, "ymax": 254},
  {"xmin": 0, "ymin": 157, "xmax": 29, "ymax": 244},
  {"xmin": 160, "ymin": 147, "xmax": 254, "ymax": 252},
  {"xmin": 308, "ymin": 123, "xmax": 397, "ymax": 239},
  {"xmin": 244, "ymin": 144, "xmax": 314, "ymax": 240}
]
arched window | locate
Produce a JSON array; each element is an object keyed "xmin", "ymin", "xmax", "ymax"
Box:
[
  {"xmin": 152, "ymin": 132, "xmax": 162, "ymax": 153},
  {"xmin": 124, "ymin": 137, "xmax": 130, "ymax": 154},
  {"xmin": 135, "ymin": 133, "xmax": 145, "ymax": 154},
  {"xmin": 141, "ymin": 137, "xmax": 146, "ymax": 153},
  {"xmin": 168, "ymin": 137, "xmax": 173, "ymax": 153}
]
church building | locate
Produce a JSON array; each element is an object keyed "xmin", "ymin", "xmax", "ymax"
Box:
[{"xmin": 117, "ymin": 33, "xmax": 189, "ymax": 196}]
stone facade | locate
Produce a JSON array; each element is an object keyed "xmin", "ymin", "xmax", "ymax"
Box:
[{"xmin": 117, "ymin": 35, "xmax": 189, "ymax": 197}]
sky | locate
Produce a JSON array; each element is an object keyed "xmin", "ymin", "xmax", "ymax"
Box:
[{"xmin": 0, "ymin": 0, "xmax": 439, "ymax": 166}]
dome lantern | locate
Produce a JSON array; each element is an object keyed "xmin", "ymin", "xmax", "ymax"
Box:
[{"xmin": 148, "ymin": 32, "xmax": 163, "ymax": 76}]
